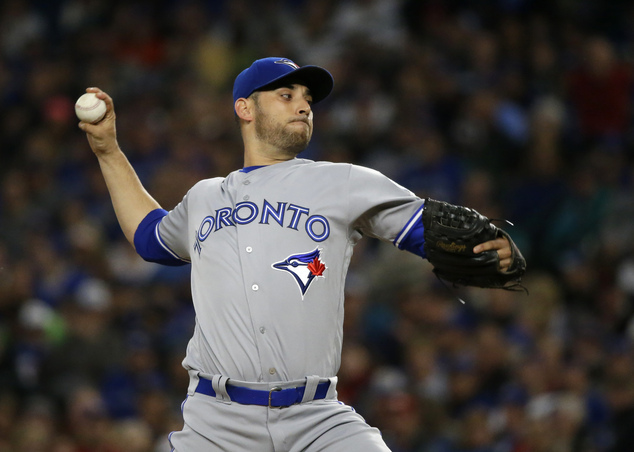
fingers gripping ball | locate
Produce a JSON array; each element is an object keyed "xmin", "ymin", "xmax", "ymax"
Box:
[
  {"xmin": 75, "ymin": 93, "xmax": 106, "ymax": 124},
  {"xmin": 422, "ymin": 198, "xmax": 526, "ymax": 290}
]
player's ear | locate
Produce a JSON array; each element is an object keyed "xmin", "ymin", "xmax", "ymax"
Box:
[{"xmin": 235, "ymin": 98, "xmax": 253, "ymax": 122}]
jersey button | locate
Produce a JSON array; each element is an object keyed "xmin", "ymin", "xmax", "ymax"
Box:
[
  {"xmin": 243, "ymin": 180, "xmax": 250, "ymax": 185},
  {"xmin": 252, "ymin": 284, "xmax": 259, "ymax": 291},
  {"xmin": 243, "ymin": 195, "xmax": 250, "ymax": 200},
  {"xmin": 259, "ymin": 327, "xmax": 266, "ymax": 334},
  {"xmin": 269, "ymin": 368, "xmax": 276, "ymax": 375},
  {"xmin": 246, "ymin": 246, "xmax": 253, "ymax": 253}
]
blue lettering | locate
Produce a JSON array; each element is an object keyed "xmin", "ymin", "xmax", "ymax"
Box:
[
  {"xmin": 194, "ymin": 201, "xmax": 330, "ymax": 255},
  {"xmin": 260, "ymin": 200, "xmax": 286, "ymax": 226},
  {"xmin": 197, "ymin": 216, "xmax": 215, "ymax": 241},
  {"xmin": 215, "ymin": 208, "xmax": 235, "ymax": 230},
  {"xmin": 233, "ymin": 202, "xmax": 258, "ymax": 224},
  {"xmin": 306, "ymin": 215, "xmax": 330, "ymax": 242},
  {"xmin": 287, "ymin": 204, "xmax": 310, "ymax": 230}
]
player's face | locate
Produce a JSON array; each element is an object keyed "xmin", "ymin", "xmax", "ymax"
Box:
[{"xmin": 252, "ymin": 84, "xmax": 314, "ymax": 156}]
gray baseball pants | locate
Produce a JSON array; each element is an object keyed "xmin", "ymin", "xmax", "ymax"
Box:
[{"xmin": 168, "ymin": 373, "xmax": 391, "ymax": 452}]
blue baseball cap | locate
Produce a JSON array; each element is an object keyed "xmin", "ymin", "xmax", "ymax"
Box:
[{"xmin": 233, "ymin": 57, "xmax": 334, "ymax": 105}]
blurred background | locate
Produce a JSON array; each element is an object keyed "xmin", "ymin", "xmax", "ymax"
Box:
[{"xmin": 1, "ymin": 0, "xmax": 634, "ymax": 451}]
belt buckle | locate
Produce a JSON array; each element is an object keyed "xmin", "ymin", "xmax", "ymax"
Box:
[{"xmin": 268, "ymin": 386, "xmax": 282, "ymax": 408}]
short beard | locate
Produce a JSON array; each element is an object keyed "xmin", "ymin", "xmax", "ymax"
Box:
[{"xmin": 253, "ymin": 99, "xmax": 312, "ymax": 156}]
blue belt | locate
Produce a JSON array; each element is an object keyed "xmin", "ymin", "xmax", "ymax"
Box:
[{"xmin": 195, "ymin": 377, "xmax": 331, "ymax": 408}]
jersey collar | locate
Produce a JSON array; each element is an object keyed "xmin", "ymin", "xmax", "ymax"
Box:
[{"xmin": 240, "ymin": 165, "xmax": 266, "ymax": 173}]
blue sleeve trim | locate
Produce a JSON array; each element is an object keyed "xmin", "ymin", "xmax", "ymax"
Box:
[
  {"xmin": 393, "ymin": 204, "xmax": 426, "ymax": 259},
  {"xmin": 134, "ymin": 209, "xmax": 190, "ymax": 266}
]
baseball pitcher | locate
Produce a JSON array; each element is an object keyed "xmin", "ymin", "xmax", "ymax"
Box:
[{"xmin": 79, "ymin": 57, "xmax": 525, "ymax": 451}]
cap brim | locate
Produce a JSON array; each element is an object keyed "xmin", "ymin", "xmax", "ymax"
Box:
[{"xmin": 256, "ymin": 65, "xmax": 334, "ymax": 104}]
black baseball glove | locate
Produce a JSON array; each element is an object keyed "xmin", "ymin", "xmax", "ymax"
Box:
[{"xmin": 422, "ymin": 198, "xmax": 526, "ymax": 290}]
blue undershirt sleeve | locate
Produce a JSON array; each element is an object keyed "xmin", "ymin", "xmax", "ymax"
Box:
[
  {"xmin": 393, "ymin": 204, "xmax": 427, "ymax": 259},
  {"xmin": 133, "ymin": 208, "xmax": 190, "ymax": 266}
]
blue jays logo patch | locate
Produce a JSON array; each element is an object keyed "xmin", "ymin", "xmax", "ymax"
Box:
[
  {"xmin": 272, "ymin": 248, "xmax": 326, "ymax": 298},
  {"xmin": 275, "ymin": 58, "xmax": 300, "ymax": 70}
]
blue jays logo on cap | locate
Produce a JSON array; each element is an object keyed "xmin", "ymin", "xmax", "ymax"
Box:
[
  {"xmin": 272, "ymin": 248, "xmax": 327, "ymax": 298},
  {"xmin": 233, "ymin": 57, "xmax": 334, "ymax": 105},
  {"xmin": 275, "ymin": 59, "xmax": 300, "ymax": 70}
]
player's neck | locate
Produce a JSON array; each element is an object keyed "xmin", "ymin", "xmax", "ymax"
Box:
[{"xmin": 243, "ymin": 144, "xmax": 297, "ymax": 167}]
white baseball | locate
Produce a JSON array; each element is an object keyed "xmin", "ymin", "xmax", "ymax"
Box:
[{"xmin": 75, "ymin": 92, "xmax": 107, "ymax": 123}]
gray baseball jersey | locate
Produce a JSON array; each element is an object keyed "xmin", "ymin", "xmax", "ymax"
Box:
[{"xmin": 138, "ymin": 158, "xmax": 425, "ymax": 384}]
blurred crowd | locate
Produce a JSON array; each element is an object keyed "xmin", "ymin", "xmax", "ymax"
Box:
[{"xmin": 1, "ymin": 0, "xmax": 634, "ymax": 451}]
